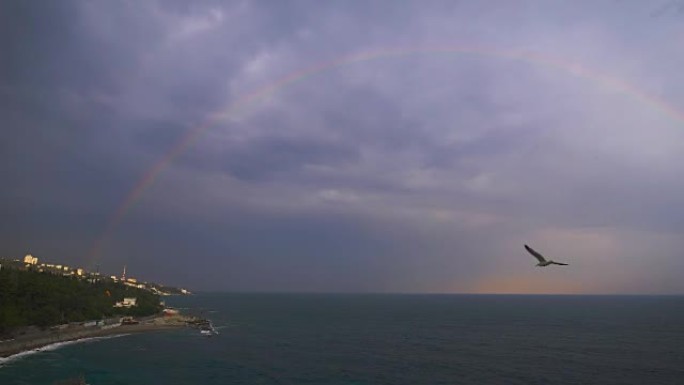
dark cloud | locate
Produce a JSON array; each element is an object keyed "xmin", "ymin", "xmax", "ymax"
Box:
[
  {"xmin": 221, "ymin": 136, "xmax": 359, "ymax": 181},
  {"xmin": 2, "ymin": 0, "xmax": 684, "ymax": 293}
]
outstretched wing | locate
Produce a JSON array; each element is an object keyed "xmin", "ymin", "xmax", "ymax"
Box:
[
  {"xmin": 524, "ymin": 244, "xmax": 546, "ymax": 263},
  {"xmin": 550, "ymin": 261, "xmax": 568, "ymax": 266}
]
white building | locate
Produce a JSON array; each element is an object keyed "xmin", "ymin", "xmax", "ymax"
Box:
[
  {"xmin": 23, "ymin": 254, "xmax": 38, "ymax": 265},
  {"xmin": 114, "ymin": 297, "xmax": 138, "ymax": 308}
]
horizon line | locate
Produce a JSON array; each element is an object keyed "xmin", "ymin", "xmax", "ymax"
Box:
[{"xmin": 183, "ymin": 291, "xmax": 684, "ymax": 297}]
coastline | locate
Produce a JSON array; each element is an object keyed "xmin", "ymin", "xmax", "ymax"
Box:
[
  {"xmin": 0, "ymin": 334, "xmax": 130, "ymax": 366},
  {"xmin": 0, "ymin": 314, "xmax": 193, "ymax": 360}
]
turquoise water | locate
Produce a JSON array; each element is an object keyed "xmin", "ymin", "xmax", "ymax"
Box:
[{"xmin": 1, "ymin": 294, "xmax": 684, "ymax": 384}]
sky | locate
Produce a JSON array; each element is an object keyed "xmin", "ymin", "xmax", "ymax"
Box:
[{"xmin": 2, "ymin": 0, "xmax": 684, "ymax": 294}]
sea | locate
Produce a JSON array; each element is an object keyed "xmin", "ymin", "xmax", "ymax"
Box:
[{"xmin": 1, "ymin": 294, "xmax": 683, "ymax": 385}]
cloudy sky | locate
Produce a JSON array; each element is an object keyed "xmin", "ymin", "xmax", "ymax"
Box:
[{"xmin": 2, "ymin": 0, "xmax": 684, "ymax": 293}]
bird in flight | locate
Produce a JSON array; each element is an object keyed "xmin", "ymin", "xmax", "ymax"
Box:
[{"xmin": 524, "ymin": 244, "xmax": 568, "ymax": 267}]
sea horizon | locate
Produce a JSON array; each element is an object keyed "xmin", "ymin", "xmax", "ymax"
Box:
[
  {"xmin": 188, "ymin": 290, "xmax": 684, "ymax": 297},
  {"xmin": 3, "ymin": 293, "xmax": 683, "ymax": 384}
]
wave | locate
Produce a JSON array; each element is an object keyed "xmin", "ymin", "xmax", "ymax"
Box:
[{"xmin": 0, "ymin": 334, "xmax": 130, "ymax": 367}]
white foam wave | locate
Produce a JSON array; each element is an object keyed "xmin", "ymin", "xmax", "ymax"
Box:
[{"xmin": 0, "ymin": 334, "xmax": 130, "ymax": 367}]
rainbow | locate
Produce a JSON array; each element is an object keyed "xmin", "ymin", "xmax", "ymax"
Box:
[{"xmin": 86, "ymin": 45, "xmax": 684, "ymax": 266}]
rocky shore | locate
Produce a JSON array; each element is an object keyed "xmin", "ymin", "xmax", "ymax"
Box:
[{"xmin": 0, "ymin": 314, "xmax": 196, "ymax": 359}]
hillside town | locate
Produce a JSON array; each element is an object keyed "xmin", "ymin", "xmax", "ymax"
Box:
[
  {"xmin": 0, "ymin": 253, "xmax": 191, "ymax": 297},
  {"xmin": 1, "ymin": 252, "xmax": 211, "ymax": 355},
  {"xmin": 0, "ymin": 257, "xmax": 208, "ymax": 359}
]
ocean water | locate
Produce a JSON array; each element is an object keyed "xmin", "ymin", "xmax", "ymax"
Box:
[{"xmin": 1, "ymin": 294, "xmax": 683, "ymax": 384}]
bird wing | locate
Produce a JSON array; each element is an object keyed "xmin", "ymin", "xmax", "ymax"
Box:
[
  {"xmin": 524, "ymin": 244, "xmax": 547, "ymax": 262},
  {"xmin": 550, "ymin": 261, "xmax": 568, "ymax": 266}
]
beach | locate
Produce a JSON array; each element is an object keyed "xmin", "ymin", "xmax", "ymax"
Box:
[
  {"xmin": 0, "ymin": 314, "xmax": 194, "ymax": 359},
  {"xmin": 4, "ymin": 294, "xmax": 684, "ymax": 384}
]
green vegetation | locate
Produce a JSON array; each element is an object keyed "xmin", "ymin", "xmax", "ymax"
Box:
[{"xmin": 0, "ymin": 267, "xmax": 162, "ymax": 335}]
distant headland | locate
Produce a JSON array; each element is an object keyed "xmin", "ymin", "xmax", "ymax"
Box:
[
  {"xmin": 0, "ymin": 254, "xmax": 198, "ymax": 359},
  {"xmin": 1, "ymin": 254, "xmax": 191, "ymax": 296}
]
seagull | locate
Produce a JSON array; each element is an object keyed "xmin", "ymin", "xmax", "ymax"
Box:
[{"xmin": 524, "ymin": 244, "xmax": 568, "ymax": 267}]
